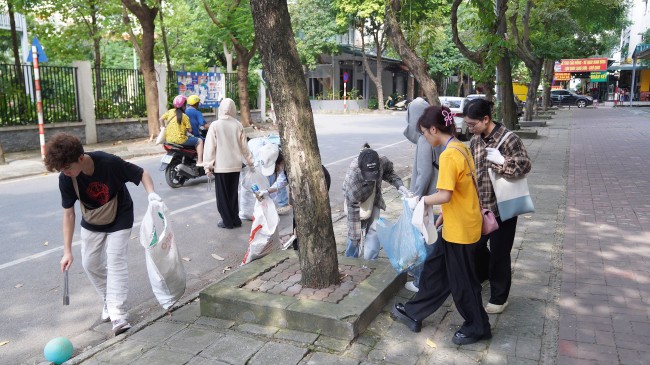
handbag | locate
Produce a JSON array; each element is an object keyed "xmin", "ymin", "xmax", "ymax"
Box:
[
  {"xmin": 448, "ymin": 146, "xmax": 499, "ymax": 235},
  {"xmin": 488, "ymin": 131, "xmax": 535, "ymax": 221},
  {"xmin": 344, "ymin": 188, "xmax": 376, "ymax": 220},
  {"xmin": 155, "ymin": 126, "xmax": 166, "ymax": 145},
  {"xmin": 72, "ymin": 177, "xmax": 118, "ymax": 225}
]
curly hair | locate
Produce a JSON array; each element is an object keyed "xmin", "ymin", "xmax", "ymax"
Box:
[{"xmin": 43, "ymin": 133, "xmax": 84, "ymax": 172}]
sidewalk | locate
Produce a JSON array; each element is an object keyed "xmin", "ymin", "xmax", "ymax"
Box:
[{"xmin": 49, "ymin": 113, "xmax": 574, "ymax": 365}]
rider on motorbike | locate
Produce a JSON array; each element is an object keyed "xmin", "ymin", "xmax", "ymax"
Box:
[
  {"xmin": 185, "ymin": 94, "xmax": 209, "ymax": 139},
  {"xmin": 161, "ymin": 95, "xmax": 204, "ymax": 168}
]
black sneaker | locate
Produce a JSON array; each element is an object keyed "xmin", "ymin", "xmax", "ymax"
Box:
[
  {"xmin": 452, "ymin": 330, "xmax": 492, "ymax": 345},
  {"xmin": 390, "ymin": 303, "xmax": 422, "ymax": 332}
]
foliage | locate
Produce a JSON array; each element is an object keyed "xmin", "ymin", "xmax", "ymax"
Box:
[
  {"xmin": 289, "ymin": 0, "xmax": 341, "ymax": 69},
  {"xmin": 367, "ymin": 96, "xmax": 378, "ymax": 109}
]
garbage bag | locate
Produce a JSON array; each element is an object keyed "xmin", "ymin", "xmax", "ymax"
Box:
[
  {"xmin": 242, "ymin": 195, "xmax": 280, "ymax": 265},
  {"xmin": 376, "ymin": 199, "xmax": 427, "ymax": 273},
  {"xmin": 139, "ymin": 200, "xmax": 186, "ymax": 309},
  {"xmin": 238, "ymin": 166, "xmax": 270, "ymax": 220}
]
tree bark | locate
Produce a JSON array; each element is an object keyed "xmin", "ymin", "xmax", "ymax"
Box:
[
  {"xmin": 122, "ymin": 0, "xmax": 160, "ymax": 137},
  {"xmin": 158, "ymin": 1, "xmax": 173, "ymax": 76},
  {"xmin": 234, "ymin": 48, "xmax": 254, "ymax": 127},
  {"xmin": 91, "ymin": 4, "xmax": 102, "ymax": 103},
  {"xmin": 223, "ymin": 42, "xmax": 233, "ymax": 73},
  {"xmin": 407, "ymin": 73, "xmax": 414, "ymax": 101},
  {"xmin": 495, "ymin": 0, "xmax": 516, "ymax": 130},
  {"xmin": 359, "ymin": 24, "xmax": 384, "ymax": 110},
  {"xmin": 542, "ymin": 59, "xmax": 554, "ymax": 111},
  {"xmin": 0, "ymin": 141, "xmax": 6, "ymax": 165},
  {"xmin": 384, "ymin": 0, "xmax": 439, "ymax": 105},
  {"xmin": 250, "ymin": 0, "xmax": 339, "ymax": 289},
  {"xmin": 524, "ymin": 65, "xmax": 542, "ymax": 120},
  {"xmin": 8, "ymin": 1, "xmax": 24, "ymax": 86}
]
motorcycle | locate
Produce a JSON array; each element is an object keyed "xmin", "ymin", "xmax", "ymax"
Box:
[
  {"xmin": 160, "ymin": 142, "xmax": 205, "ymax": 188},
  {"xmin": 385, "ymin": 95, "xmax": 409, "ymax": 111}
]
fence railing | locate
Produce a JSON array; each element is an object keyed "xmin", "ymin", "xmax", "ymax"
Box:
[
  {"xmin": 93, "ymin": 67, "xmax": 146, "ymax": 120},
  {"xmin": 0, "ymin": 64, "xmax": 80, "ymax": 126}
]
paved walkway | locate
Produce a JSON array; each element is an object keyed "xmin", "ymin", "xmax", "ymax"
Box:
[{"xmin": 18, "ymin": 106, "xmax": 649, "ymax": 364}]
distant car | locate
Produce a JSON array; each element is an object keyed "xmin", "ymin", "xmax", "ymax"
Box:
[
  {"xmin": 467, "ymin": 93, "xmax": 524, "ymax": 116},
  {"xmin": 438, "ymin": 96, "xmax": 470, "ymax": 141},
  {"xmin": 550, "ymin": 90, "xmax": 593, "ymax": 108}
]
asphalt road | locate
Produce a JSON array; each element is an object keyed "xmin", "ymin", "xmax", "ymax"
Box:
[{"xmin": 0, "ymin": 111, "xmax": 417, "ymax": 364}]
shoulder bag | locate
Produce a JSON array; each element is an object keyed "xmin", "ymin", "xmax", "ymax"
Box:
[
  {"xmin": 488, "ymin": 131, "xmax": 535, "ymax": 221},
  {"xmin": 72, "ymin": 177, "xmax": 119, "ymax": 225},
  {"xmin": 448, "ymin": 145, "xmax": 499, "ymax": 235}
]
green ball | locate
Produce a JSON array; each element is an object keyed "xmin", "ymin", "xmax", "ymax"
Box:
[{"xmin": 44, "ymin": 337, "xmax": 74, "ymax": 364}]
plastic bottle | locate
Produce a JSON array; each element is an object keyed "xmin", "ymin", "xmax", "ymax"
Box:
[{"xmin": 251, "ymin": 184, "xmax": 264, "ymax": 202}]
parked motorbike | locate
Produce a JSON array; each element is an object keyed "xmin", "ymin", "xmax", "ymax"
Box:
[
  {"xmin": 384, "ymin": 95, "xmax": 409, "ymax": 111},
  {"xmin": 160, "ymin": 143, "xmax": 205, "ymax": 188}
]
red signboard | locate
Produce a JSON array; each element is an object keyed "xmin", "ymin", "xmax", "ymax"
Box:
[
  {"xmin": 555, "ymin": 72, "xmax": 571, "ymax": 81},
  {"xmin": 559, "ymin": 58, "xmax": 608, "ymax": 72}
]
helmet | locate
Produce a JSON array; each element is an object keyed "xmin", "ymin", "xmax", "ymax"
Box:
[
  {"xmin": 187, "ymin": 95, "xmax": 201, "ymax": 106},
  {"xmin": 173, "ymin": 95, "xmax": 187, "ymax": 108}
]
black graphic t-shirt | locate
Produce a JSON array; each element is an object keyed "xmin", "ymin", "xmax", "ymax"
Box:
[{"xmin": 59, "ymin": 151, "xmax": 144, "ymax": 232}]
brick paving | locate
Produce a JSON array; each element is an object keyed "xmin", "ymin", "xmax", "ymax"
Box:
[
  {"xmin": 242, "ymin": 257, "xmax": 372, "ymax": 303},
  {"xmin": 559, "ymin": 106, "xmax": 650, "ymax": 365}
]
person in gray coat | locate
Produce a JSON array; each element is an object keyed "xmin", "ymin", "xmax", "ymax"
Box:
[{"xmin": 403, "ymin": 97, "xmax": 444, "ymax": 292}]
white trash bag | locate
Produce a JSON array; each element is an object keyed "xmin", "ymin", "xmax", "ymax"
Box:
[
  {"xmin": 139, "ymin": 200, "xmax": 186, "ymax": 309},
  {"xmin": 242, "ymin": 195, "xmax": 280, "ymax": 265},
  {"xmin": 238, "ymin": 166, "xmax": 270, "ymax": 221}
]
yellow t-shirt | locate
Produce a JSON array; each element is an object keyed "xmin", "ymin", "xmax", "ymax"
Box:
[
  {"xmin": 162, "ymin": 109, "xmax": 190, "ymax": 144},
  {"xmin": 436, "ymin": 141, "xmax": 482, "ymax": 244}
]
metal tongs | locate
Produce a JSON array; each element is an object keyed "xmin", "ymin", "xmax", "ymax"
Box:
[{"xmin": 63, "ymin": 270, "xmax": 70, "ymax": 305}]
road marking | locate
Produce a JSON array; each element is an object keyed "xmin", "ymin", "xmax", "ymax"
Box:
[
  {"xmin": 0, "ymin": 199, "xmax": 216, "ymax": 271},
  {"xmin": 323, "ymin": 139, "xmax": 408, "ymax": 167}
]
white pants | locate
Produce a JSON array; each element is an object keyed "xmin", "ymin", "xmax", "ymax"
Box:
[{"xmin": 80, "ymin": 227, "xmax": 131, "ymax": 320}]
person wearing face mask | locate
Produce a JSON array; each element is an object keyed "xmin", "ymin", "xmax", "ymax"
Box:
[{"xmin": 464, "ymin": 98, "xmax": 531, "ymax": 315}]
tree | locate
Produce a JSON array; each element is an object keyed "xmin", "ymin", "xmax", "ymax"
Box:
[
  {"xmin": 203, "ymin": 0, "xmax": 257, "ymax": 127},
  {"xmin": 250, "ymin": 0, "xmax": 340, "ymax": 288},
  {"xmin": 122, "ymin": 0, "xmax": 160, "ymax": 138},
  {"xmin": 335, "ymin": 0, "xmax": 388, "ymax": 110},
  {"xmin": 6, "ymin": 0, "xmax": 23, "ymax": 86},
  {"xmin": 289, "ymin": 0, "xmax": 340, "ymax": 70},
  {"xmin": 384, "ymin": 0, "xmax": 440, "ymax": 105}
]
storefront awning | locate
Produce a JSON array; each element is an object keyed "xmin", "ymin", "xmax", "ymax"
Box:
[{"xmin": 608, "ymin": 64, "xmax": 650, "ymax": 71}]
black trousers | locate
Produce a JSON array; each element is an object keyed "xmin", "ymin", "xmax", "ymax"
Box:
[
  {"xmin": 214, "ymin": 172, "xmax": 242, "ymax": 228},
  {"xmin": 404, "ymin": 237, "xmax": 490, "ymax": 338},
  {"xmin": 475, "ymin": 216, "xmax": 518, "ymax": 305}
]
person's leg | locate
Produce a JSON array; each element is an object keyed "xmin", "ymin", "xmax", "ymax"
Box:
[
  {"xmin": 403, "ymin": 239, "xmax": 451, "ymax": 321},
  {"xmin": 474, "ymin": 234, "xmax": 491, "ymax": 284},
  {"xmin": 104, "ymin": 228, "xmax": 131, "ymax": 321},
  {"xmin": 225, "ymin": 172, "xmax": 242, "ymax": 227},
  {"xmin": 345, "ymin": 238, "xmax": 360, "ymax": 257},
  {"xmin": 214, "ymin": 173, "xmax": 233, "ymax": 228},
  {"xmin": 195, "ymin": 138, "xmax": 204, "ymax": 165},
  {"xmin": 80, "ymin": 228, "xmax": 108, "ymax": 303},
  {"xmin": 446, "ymin": 242, "xmax": 491, "ymax": 338},
  {"xmin": 487, "ymin": 216, "xmax": 518, "ymax": 305},
  {"xmin": 362, "ymin": 206, "xmax": 381, "ymax": 260}
]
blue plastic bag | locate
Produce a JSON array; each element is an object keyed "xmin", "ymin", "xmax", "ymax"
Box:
[{"xmin": 376, "ymin": 200, "xmax": 428, "ymax": 273}]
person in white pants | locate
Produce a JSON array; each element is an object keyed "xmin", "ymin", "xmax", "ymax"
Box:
[{"xmin": 44, "ymin": 133, "xmax": 161, "ymax": 336}]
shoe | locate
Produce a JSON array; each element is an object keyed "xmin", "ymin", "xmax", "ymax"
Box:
[
  {"xmin": 101, "ymin": 303, "xmax": 110, "ymax": 323},
  {"xmin": 404, "ymin": 281, "xmax": 419, "ymax": 293},
  {"xmin": 111, "ymin": 319, "xmax": 132, "ymax": 336},
  {"xmin": 217, "ymin": 221, "xmax": 233, "ymax": 229},
  {"xmin": 485, "ymin": 301, "xmax": 509, "ymax": 314},
  {"xmin": 276, "ymin": 205, "xmax": 292, "ymax": 215},
  {"xmin": 390, "ymin": 303, "xmax": 421, "ymax": 332},
  {"xmin": 452, "ymin": 330, "xmax": 492, "ymax": 346}
]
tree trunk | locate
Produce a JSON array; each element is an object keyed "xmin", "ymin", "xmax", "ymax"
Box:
[
  {"xmin": 542, "ymin": 59, "xmax": 554, "ymax": 111},
  {"xmin": 250, "ymin": 0, "xmax": 339, "ymax": 289},
  {"xmin": 524, "ymin": 65, "xmax": 542, "ymax": 121},
  {"xmin": 0, "ymin": 142, "xmax": 6, "ymax": 165},
  {"xmin": 223, "ymin": 42, "xmax": 233, "ymax": 73},
  {"xmin": 384, "ymin": 0, "xmax": 439, "ymax": 105},
  {"xmin": 495, "ymin": 6, "xmax": 516, "ymax": 130},
  {"xmin": 90, "ymin": 4, "xmax": 102, "ymax": 103},
  {"xmin": 8, "ymin": 1, "xmax": 24, "ymax": 86},
  {"xmin": 407, "ymin": 73, "xmax": 414, "ymax": 101},
  {"xmin": 360, "ymin": 27, "xmax": 384, "ymax": 110},
  {"xmin": 158, "ymin": 2, "xmax": 173, "ymax": 75},
  {"xmin": 235, "ymin": 51, "xmax": 252, "ymax": 127},
  {"xmin": 457, "ymin": 69, "xmax": 463, "ymax": 97}
]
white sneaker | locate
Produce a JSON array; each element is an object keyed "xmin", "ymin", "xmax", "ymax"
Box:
[
  {"xmin": 404, "ymin": 281, "xmax": 419, "ymax": 293},
  {"xmin": 111, "ymin": 319, "xmax": 132, "ymax": 336},
  {"xmin": 101, "ymin": 303, "xmax": 110, "ymax": 323},
  {"xmin": 485, "ymin": 301, "xmax": 509, "ymax": 314}
]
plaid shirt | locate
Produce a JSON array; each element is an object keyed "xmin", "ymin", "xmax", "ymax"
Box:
[
  {"xmin": 469, "ymin": 123, "xmax": 531, "ymax": 217},
  {"xmin": 343, "ymin": 156, "xmax": 404, "ymax": 241}
]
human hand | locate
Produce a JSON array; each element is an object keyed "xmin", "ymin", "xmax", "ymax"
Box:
[
  {"xmin": 406, "ymin": 196, "xmax": 420, "ymax": 210},
  {"xmin": 435, "ymin": 214, "xmax": 444, "ymax": 229},
  {"xmin": 485, "ymin": 148, "xmax": 505, "ymax": 165},
  {"xmin": 60, "ymin": 253, "xmax": 73, "ymax": 272},
  {"xmin": 259, "ymin": 189, "xmax": 269, "ymax": 197},
  {"xmin": 249, "ymin": 165, "xmax": 256, "ymax": 173},
  {"xmin": 148, "ymin": 192, "xmax": 162, "ymax": 203},
  {"xmin": 206, "ymin": 170, "xmax": 214, "ymax": 178},
  {"xmin": 398, "ymin": 186, "xmax": 411, "ymax": 197}
]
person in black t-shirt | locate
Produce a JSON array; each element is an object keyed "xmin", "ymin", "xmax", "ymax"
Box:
[{"xmin": 44, "ymin": 133, "xmax": 161, "ymax": 336}]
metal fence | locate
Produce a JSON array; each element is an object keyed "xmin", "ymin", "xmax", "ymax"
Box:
[
  {"xmin": 0, "ymin": 64, "xmax": 80, "ymax": 126},
  {"xmin": 93, "ymin": 67, "xmax": 146, "ymax": 120}
]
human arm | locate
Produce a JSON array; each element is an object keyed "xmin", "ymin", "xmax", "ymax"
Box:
[
  {"xmin": 60, "ymin": 207, "xmax": 75, "ymax": 272},
  {"xmin": 489, "ymin": 134, "xmax": 531, "ymax": 178},
  {"xmin": 380, "ymin": 157, "xmax": 404, "ymax": 190},
  {"xmin": 262, "ymin": 171, "xmax": 288, "ymax": 195},
  {"xmin": 422, "ymin": 189, "xmax": 452, "ymax": 206},
  {"xmin": 202, "ymin": 123, "xmax": 217, "ymax": 175},
  {"xmin": 239, "ymin": 128, "xmax": 254, "ymax": 167}
]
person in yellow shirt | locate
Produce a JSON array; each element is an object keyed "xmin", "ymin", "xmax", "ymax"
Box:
[
  {"xmin": 161, "ymin": 95, "xmax": 204, "ymax": 167},
  {"xmin": 391, "ymin": 105, "xmax": 491, "ymax": 346}
]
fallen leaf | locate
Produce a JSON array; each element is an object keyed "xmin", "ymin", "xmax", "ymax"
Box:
[
  {"xmin": 426, "ymin": 338, "xmax": 437, "ymax": 348},
  {"xmin": 43, "ymin": 241, "xmax": 48, "ymax": 246},
  {"xmin": 211, "ymin": 254, "xmax": 224, "ymax": 261},
  {"xmin": 182, "ymin": 257, "xmax": 191, "ymax": 262},
  {"xmin": 0, "ymin": 341, "xmax": 8, "ymax": 347},
  {"xmin": 15, "ymin": 284, "xmax": 23, "ymax": 288}
]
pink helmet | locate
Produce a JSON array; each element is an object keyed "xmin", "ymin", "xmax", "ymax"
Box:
[{"xmin": 173, "ymin": 95, "xmax": 187, "ymax": 108}]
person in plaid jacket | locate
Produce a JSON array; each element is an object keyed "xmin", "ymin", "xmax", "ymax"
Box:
[{"xmin": 465, "ymin": 98, "xmax": 532, "ymax": 314}]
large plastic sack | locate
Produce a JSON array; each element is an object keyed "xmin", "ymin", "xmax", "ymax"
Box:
[
  {"xmin": 411, "ymin": 199, "xmax": 438, "ymax": 245},
  {"xmin": 376, "ymin": 199, "xmax": 427, "ymax": 273},
  {"xmin": 238, "ymin": 166, "xmax": 271, "ymax": 220},
  {"xmin": 242, "ymin": 195, "xmax": 280, "ymax": 265},
  {"xmin": 139, "ymin": 200, "xmax": 186, "ymax": 309}
]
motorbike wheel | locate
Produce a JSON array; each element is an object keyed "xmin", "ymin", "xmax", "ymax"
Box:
[{"xmin": 165, "ymin": 160, "xmax": 186, "ymax": 188}]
